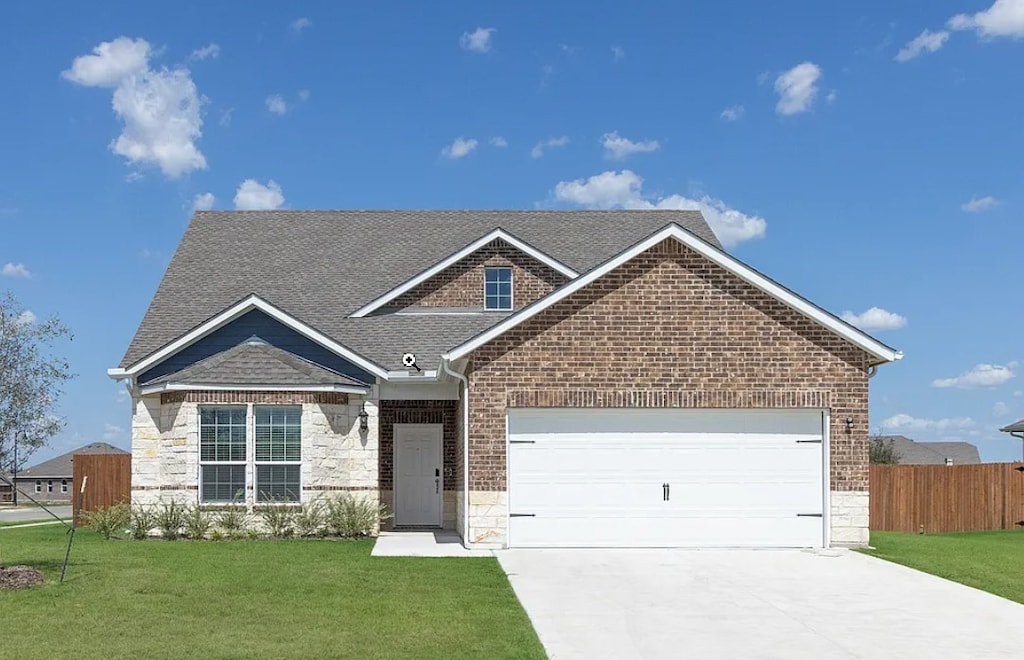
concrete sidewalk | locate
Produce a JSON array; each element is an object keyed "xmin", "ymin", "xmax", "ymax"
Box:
[{"xmin": 371, "ymin": 531, "xmax": 492, "ymax": 557}]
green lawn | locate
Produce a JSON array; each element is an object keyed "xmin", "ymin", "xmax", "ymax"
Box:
[
  {"xmin": 0, "ymin": 526, "xmax": 545, "ymax": 659},
  {"xmin": 864, "ymin": 530, "xmax": 1024, "ymax": 604}
]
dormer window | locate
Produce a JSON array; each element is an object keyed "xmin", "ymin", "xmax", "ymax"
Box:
[{"xmin": 484, "ymin": 267, "xmax": 513, "ymax": 311}]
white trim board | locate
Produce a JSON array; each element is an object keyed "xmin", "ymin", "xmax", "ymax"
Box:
[
  {"xmin": 349, "ymin": 228, "xmax": 579, "ymax": 318},
  {"xmin": 138, "ymin": 382, "xmax": 370, "ymax": 396},
  {"xmin": 445, "ymin": 223, "xmax": 903, "ymax": 365},
  {"xmin": 114, "ymin": 295, "xmax": 390, "ymax": 380}
]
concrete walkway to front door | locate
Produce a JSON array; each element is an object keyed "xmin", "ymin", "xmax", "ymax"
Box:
[
  {"xmin": 371, "ymin": 530, "xmax": 492, "ymax": 557},
  {"xmin": 496, "ymin": 548, "xmax": 1024, "ymax": 660}
]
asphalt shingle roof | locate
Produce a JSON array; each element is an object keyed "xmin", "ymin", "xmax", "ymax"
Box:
[
  {"xmin": 145, "ymin": 339, "xmax": 370, "ymax": 387},
  {"xmin": 120, "ymin": 210, "xmax": 717, "ymax": 368},
  {"xmin": 15, "ymin": 443, "xmax": 129, "ymax": 479},
  {"xmin": 1000, "ymin": 418, "xmax": 1024, "ymax": 433},
  {"xmin": 874, "ymin": 435, "xmax": 981, "ymax": 465}
]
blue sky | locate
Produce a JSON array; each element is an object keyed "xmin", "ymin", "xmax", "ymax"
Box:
[{"xmin": 2, "ymin": 1, "xmax": 1023, "ymax": 464}]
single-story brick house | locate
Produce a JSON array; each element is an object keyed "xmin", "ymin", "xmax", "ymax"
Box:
[{"xmin": 109, "ymin": 210, "xmax": 900, "ymax": 548}]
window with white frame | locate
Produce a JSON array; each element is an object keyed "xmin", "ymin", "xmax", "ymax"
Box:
[
  {"xmin": 61, "ymin": 479, "xmax": 68, "ymax": 494},
  {"xmin": 199, "ymin": 405, "xmax": 302, "ymax": 504},
  {"xmin": 484, "ymin": 266, "xmax": 513, "ymax": 311}
]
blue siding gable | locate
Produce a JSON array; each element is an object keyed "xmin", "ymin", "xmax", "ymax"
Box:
[{"xmin": 137, "ymin": 310, "xmax": 377, "ymax": 385}]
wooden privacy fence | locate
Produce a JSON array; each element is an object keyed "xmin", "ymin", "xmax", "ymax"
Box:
[
  {"xmin": 870, "ymin": 463, "xmax": 1024, "ymax": 533},
  {"xmin": 72, "ymin": 453, "xmax": 130, "ymax": 518}
]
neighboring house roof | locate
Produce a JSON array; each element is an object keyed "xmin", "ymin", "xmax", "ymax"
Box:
[
  {"xmin": 119, "ymin": 210, "xmax": 717, "ymax": 368},
  {"xmin": 15, "ymin": 443, "xmax": 129, "ymax": 479},
  {"xmin": 141, "ymin": 338, "xmax": 370, "ymax": 393},
  {"xmin": 1000, "ymin": 418, "xmax": 1024, "ymax": 433},
  {"xmin": 875, "ymin": 435, "xmax": 981, "ymax": 465}
]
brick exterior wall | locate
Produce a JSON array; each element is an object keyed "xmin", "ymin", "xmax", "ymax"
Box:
[
  {"xmin": 389, "ymin": 238, "xmax": 568, "ymax": 311},
  {"xmin": 378, "ymin": 400, "xmax": 459, "ymax": 491},
  {"xmin": 465, "ymin": 238, "xmax": 872, "ymax": 493}
]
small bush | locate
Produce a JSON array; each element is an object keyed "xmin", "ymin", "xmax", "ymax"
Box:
[
  {"xmin": 216, "ymin": 508, "xmax": 250, "ymax": 539},
  {"xmin": 184, "ymin": 506, "xmax": 211, "ymax": 540},
  {"xmin": 325, "ymin": 494, "xmax": 391, "ymax": 538},
  {"xmin": 209, "ymin": 528, "xmax": 225, "ymax": 542},
  {"xmin": 258, "ymin": 498, "xmax": 296, "ymax": 539},
  {"xmin": 129, "ymin": 504, "xmax": 157, "ymax": 540},
  {"xmin": 294, "ymin": 501, "xmax": 326, "ymax": 538},
  {"xmin": 84, "ymin": 503, "xmax": 130, "ymax": 540},
  {"xmin": 157, "ymin": 500, "xmax": 188, "ymax": 540}
]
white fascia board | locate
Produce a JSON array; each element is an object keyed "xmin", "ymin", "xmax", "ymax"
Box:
[
  {"xmin": 349, "ymin": 228, "xmax": 579, "ymax": 318},
  {"xmin": 138, "ymin": 382, "xmax": 370, "ymax": 396},
  {"xmin": 107, "ymin": 368, "xmax": 129, "ymax": 381},
  {"xmin": 445, "ymin": 224, "xmax": 903, "ymax": 365},
  {"xmin": 384, "ymin": 370, "xmax": 439, "ymax": 381},
  {"xmin": 124, "ymin": 295, "xmax": 389, "ymax": 380}
]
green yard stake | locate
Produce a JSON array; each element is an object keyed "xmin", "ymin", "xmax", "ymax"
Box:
[{"xmin": 60, "ymin": 475, "xmax": 87, "ymax": 584}]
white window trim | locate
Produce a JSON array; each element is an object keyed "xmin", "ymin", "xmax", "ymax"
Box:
[
  {"xmin": 349, "ymin": 228, "xmax": 578, "ymax": 317},
  {"xmin": 197, "ymin": 403, "xmax": 303, "ymax": 506},
  {"xmin": 61, "ymin": 479, "xmax": 68, "ymax": 494},
  {"xmin": 484, "ymin": 266, "xmax": 514, "ymax": 311}
]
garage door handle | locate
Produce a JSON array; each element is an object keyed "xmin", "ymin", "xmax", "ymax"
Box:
[
  {"xmin": 510, "ymin": 513, "xmax": 535, "ymax": 517},
  {"xmin": 796, "ymin": 513, "xmax": 823, "ymax": 517},
  {"xmin": 662, "ymin": 483, "xmax": 670, "ymax": 501}
]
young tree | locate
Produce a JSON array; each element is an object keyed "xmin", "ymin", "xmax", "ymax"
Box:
[
  {"xmin": 0, "ymin": 292, "xmax": 73, "ymax": 475},
  {"xmin": 869, "ymin": 434, "xmax": 900, "ymax": 464}
]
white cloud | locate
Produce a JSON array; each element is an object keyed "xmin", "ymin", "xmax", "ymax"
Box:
[
  {"xmin": 234, "ymin": 179, "xmax": 285, "ymax": 210},
  {"xmin": 961, "ymin": 195, "xmax": 999, "ymax": 212},
  {"xmin": 530, "ymin": 135, "xmax": 570, "ymax": 158},
  {"xmin": 601, "ymin": 131, "xmax": 660, "ymax": 159},
  {"xmin": 895, "ymin": 30, "xmax": 950, "ymax": 62},
  {"xmin": 840, "ymin": 307, "xmax": 907, "ymax": 331},
  {"xmin": 63, "ymin": 37, "xmax": 207, "ymax": 178},
  {"xmin": 441, "ymin": 137, "xmax": 478, "ymax": 159},
  {"xmin": 192, "ymin": 192, "xmax": 215, "ymax": 212},
  {"xmin": 460, "ymin": 27, "xmax": 495, "ymax": 53},
  {"xmin": 2, "ymin": 262, "xmax": 31, "ymax": 278},
  {"xmin": 882, "ymin": 413, "xmax": 976, "ymax": 431},
  {"xmin": 932, "ymin": 363, "xmax": 1016, "ymax": 389},
  {"xmin": 16, "ymin": 310, "xmax": 36, "ymax": 326},
  {"xmin": 826, "ymin": 90, "xmax": 838, "ymax": 104},
  {"xmin": 188, "ymin": 43, "xmax": 220, "ymax": 61},
  {"xmin": 552, "ymin": 169, "xmax": 767, "ymax": 247},
  {"xmin": 103, "ymin": 423, "xmax": 124, "ymax": 441},
  {"xmin": 490, "ymin": 136, "xmax": 508, "ymax": 148},
  {"xmin": 266, "ymin": 95, "xmax": 288, "ymax": 115},
  {"xmin": 774, "ymin": 62, "xmax": 822, "ymax": 115},
  {"xmin": 994, "ymin": 401, "xmax": 1010, "ymax": 416},
  {"xmin": 1015, "ymin": 390, "xmax": 1023, "ymax": 397},
  {"xmin": 949, "ymin": 0, "xmax": 1024, "ymax": 38},
  {"xmin": 298, "ymin": 89, "xmax": 310, "ymax": 102},
  {"xmin": 611, "ymin": 46, "xmax": 625, "ymax": 61},
  {"xmin": 219, "ymin": 108, "xmax": 234, "ymax": 127},
  {"xmin": 720, "ymin": 105, "xmax": 744, "ymax": 121},
  {"xmin": 559, "ymin": 43, "xmax": 578, "ymax": 56},
  {"xmin": 291, "ymin": 17, "xmax": 313, "ymax": 34}
]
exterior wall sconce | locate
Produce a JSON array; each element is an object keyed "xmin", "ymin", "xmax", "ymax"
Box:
[
  {"xmin": 845, "ymin": 416, "xmax": 854, "ymax": 432},
  {"xmin": 358, "ymin": 402, "xmax": 369, "ymax": 432}
]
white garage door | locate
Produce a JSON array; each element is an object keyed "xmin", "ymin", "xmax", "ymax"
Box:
[{"xmin": 507, "ymin": 408, "xmax": 826, "ymax": 548}]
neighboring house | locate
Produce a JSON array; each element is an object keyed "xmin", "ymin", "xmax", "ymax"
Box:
[
  {"xmin": 108, "ymin": 210, "xmax": 902, "ymax": 549},
  {"xmin": 2, "ymin": 442, "xmax": 129, "ymax": 502},
  {"xmin": 873, "ymin": 435, "xmax": 981, "ymax": 465}
]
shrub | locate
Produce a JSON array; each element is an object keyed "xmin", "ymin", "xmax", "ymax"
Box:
[
  {"xmin": 325, "ymin": 494, "xmax": 391, "ymax": 538},
  {"xmin": 129, "ymin": 504, "xmax": 157, "ymax": 540},
  {"xmin": 156, "ymin": 500, "xmax": 188, "ymax": 540},
  {"xmin": 294, "ymin": 501, "xmax": 326, "ymax": 538},
  {"xmin": 216, "ymin": 508, "xmax": 250, "ymax": 539},
  {"xmin": 870, "ymin": 435, "xmax": 901, "ymax": 464},
  {"xmin": 209, "ymin": 528, "xmax": 225, "ymax": 542},
  {"xmin": 84, "ymin": 503, "xmax": 130, "ymax": 540},
  {"xmin": 258, "ymin": 499, "xmax": 296, "ymax": 539},
  {"xmin": 184, "ymin": 506, "xmax": 211, "ymax": 540}
]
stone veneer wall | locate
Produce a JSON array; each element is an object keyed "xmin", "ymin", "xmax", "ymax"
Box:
[
  {"xmin": 131, "ymin": 391, "xmax": 378, "ymax": 507},
  {"xmin": 464, "ymin": 238, "xmax": 874, "ymax": 548},
  {"xmin": 389, "ymin": 238, "xmax": 568, "ymax": 311}
]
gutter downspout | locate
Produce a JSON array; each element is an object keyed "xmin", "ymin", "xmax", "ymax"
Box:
[
  {"xmin": 1010, "ymin": 432, "xmax": 1024, "ymax": 463},
  {"xmin": 439, "ymin": 357, "xmax": 470, "ymax": 546}
]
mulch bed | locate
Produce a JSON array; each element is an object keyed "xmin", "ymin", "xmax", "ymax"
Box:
[{"xmin": 0, "ymin": 566, "xmax": 44, "ymax": 590}]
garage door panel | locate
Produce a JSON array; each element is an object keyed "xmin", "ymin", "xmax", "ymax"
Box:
[{"xmin": 507, "ymin": 408, "xmax": 825, "ymax": 548}]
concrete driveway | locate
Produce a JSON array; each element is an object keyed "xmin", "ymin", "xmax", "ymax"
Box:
[
  {"xmin": 0, "ymin": 505, "xmax": 72, "ymax": 524},
  {"xmin": 497, "ymin": 548, "xmax": 1024, "ymax": 660}
]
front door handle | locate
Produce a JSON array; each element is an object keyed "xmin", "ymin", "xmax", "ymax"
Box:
[{"xmin": 435, "ymin": 478, "xmax": 439, "ymax": 494}]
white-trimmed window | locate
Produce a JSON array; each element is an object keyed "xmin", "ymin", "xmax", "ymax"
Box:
[
  {"xmin": 61, "ymin": 479, "xmax": 68, "ymax": 494},
  {"xmin": 199, "ymin": 406, "xmax": 247, "ymax": 503},
  {"xmin": 484, "ymin": 266, "xmax": 513, "ymax": 311},
  {"xmin": 199, "ymin": 405, "xmax": 302, "ymax": 504},
  {"xmin": 254, "ymin": 406, "xmax": 301, "ymax": 503}
]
